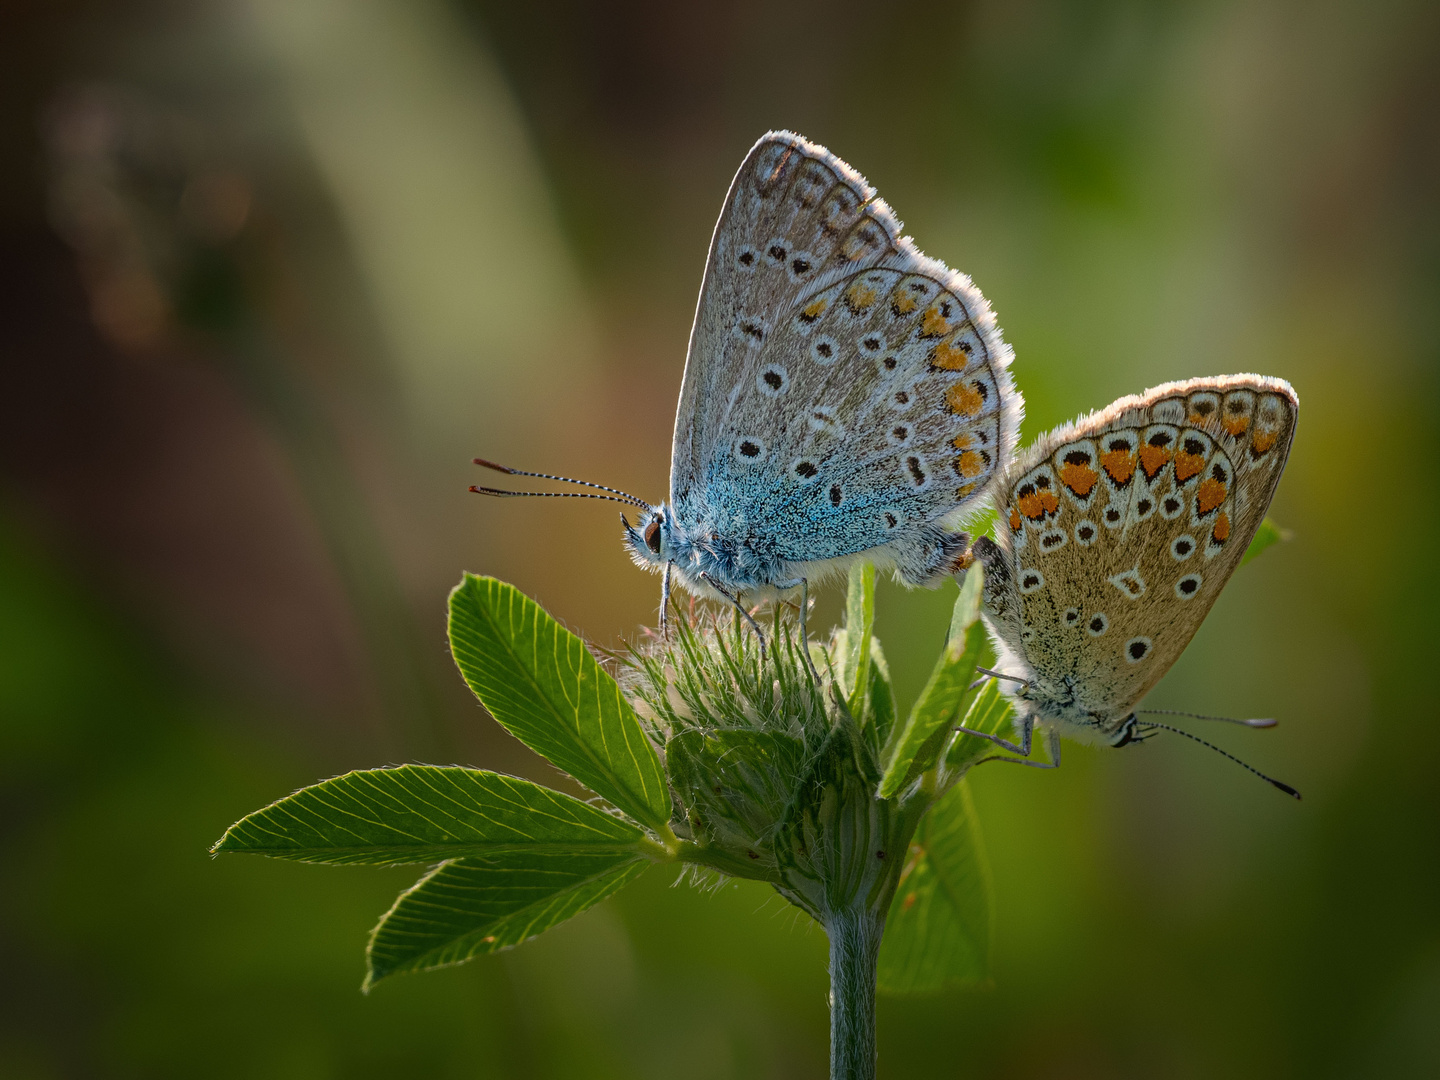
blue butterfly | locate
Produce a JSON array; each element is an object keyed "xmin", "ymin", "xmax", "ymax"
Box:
[{"xmin": 475, "ymin": 132, "xmax": 1022, "ymax": 645}]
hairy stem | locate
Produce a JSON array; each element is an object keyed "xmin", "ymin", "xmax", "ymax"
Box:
[{"xmin": 826, "ymin": 906, "xmax": 884, "ymax": 1080}]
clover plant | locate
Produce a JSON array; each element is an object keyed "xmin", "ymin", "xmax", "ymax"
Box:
[{"xmin": 216, "ymin": 522, "xmax": 1283, "ymax": 1078}]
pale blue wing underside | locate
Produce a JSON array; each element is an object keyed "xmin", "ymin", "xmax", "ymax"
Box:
[{"xmin": 673, "ymin": 132, "xmax": 1021, "ymax": 566}]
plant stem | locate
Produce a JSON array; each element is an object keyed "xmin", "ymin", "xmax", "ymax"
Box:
[{"xmin": 826, "ymin": 906, "xmax": 884, "ymax": 1080}]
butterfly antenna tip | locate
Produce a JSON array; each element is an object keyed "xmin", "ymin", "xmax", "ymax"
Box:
[
  {"xmin": 1138, "ymin": 709, "xmax": 1278, "ymax": 728},
  {"xmin": 1137, "ymin": 720, "xmax": 1300, "ymax": 800}
]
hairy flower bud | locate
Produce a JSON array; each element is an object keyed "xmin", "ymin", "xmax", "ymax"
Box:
[{"xmin": 622, "ymin": 610, "xmax": 920, "ymax": 921}]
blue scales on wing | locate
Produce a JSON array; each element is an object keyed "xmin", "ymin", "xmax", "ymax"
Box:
[{"xmin": 672, "ymin": 131, "xmax": 1021, "ymax": 584}]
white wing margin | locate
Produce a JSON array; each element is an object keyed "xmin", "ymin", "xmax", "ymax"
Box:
[{"xmin": 669, "ymin": 131, "xmax": 1020, "ymax": 518}]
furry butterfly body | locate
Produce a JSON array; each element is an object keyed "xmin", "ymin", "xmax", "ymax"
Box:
[{"xmin": 967, "ymin": 374, "xmax": 1297, "ymax": 758}]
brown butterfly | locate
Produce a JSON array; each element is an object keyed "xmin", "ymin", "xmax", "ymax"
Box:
[{"xmin": 961, "ymin": 374, "xmax": 1300, "ymax": 796}]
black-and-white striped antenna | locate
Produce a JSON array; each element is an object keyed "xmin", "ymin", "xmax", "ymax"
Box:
[
  {"xmin": 1136, "ymin": 720, "xmax": 1300, "ymax": 799},
  {"xmin": 469, "ymin": 458, "xmax": 650, "ymax": 509},
  {"xmin": 1138, "ymin": 708, "xmax": 1276, "ymax": 728}
]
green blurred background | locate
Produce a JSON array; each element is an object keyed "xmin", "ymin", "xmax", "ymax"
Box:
[{"xmin": 2, "ymin": 1, "xmax": 1437, "ymax": 1076}]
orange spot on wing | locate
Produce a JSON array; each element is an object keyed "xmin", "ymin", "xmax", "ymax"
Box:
[
  {"xmin": 847, "ymin": 282, "xmax": 878, "ymax": 310},
  {"xmin": 946, "ymin": 381, "xmax": 984, "ymax": 416},
  {"xmin": 1138, "ymin": 444, "xmax": 1172, "ymax": 480},
  {"xmin": 955, "ymin": 482, "xmax": 979, "ymax": 500},
  {"xmin": 1009, "ymin": 508, "xmax": 1022, "ymax": 532},
  {"xmin": 1212, "ymin": 512, "xmax": 1231, "ymax": 543},
  {"xmin": 801, "ymin": 298, "xmax": 828, "ymax": 320},
  {"xmin": 1223, "ymin": 415, "xmax": 1250, "ymax": 436},
  {"xmin": 920, "ymin": 305, "xmax": 951, "ymax": 338},
  {"xmin": 952, "ymin": 433, "xmax": 973, "ymax": 451},
  {"xmin": 957, "ymin": 451, "xmax": 987, "ymax": 479},
  {"xmin": 1174, "ymin": 451, "xmax": 1205, "ymax": 483},
  {"xmin": 1251, "ymin": 429, "xmax": 1279, "ymax": 454},
  {"xmin": 891, "ymin": 292, "xmax": 918, "ymax": 315},
  {"xmin": 1196, "ymin": 478, "xmax": 1227, "ymax": 514},
  {"xmin": 929, "ymin": 340, "xmax": 969, "ymax": 370},
  {"xmin": 1058, "ymin": 461, "xmax": 1099, "ymax": 497},
  {"xmin": 1018, "ymin": 491, "xmax": 1059, "ymax": 520},
  {"xmin": 1101, "ymin": 450, "xmax": 1135, "ymax": 484}
]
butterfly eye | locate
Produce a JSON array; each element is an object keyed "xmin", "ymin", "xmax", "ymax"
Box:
[{"xmin": 643, "ymin": 520, "xmax": 662, "ymax": 554}]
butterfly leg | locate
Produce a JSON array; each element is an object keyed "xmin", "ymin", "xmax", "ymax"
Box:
[
  {"xmin": 774, "ymin": 577, "xmax": 822, "ymax": 687},
  {"xmin": 958, "ymin": 711, "xmax": 1042, "ymax": 758},
  {"xmin": 659, "ymin": 562, "xmax": 673, "ymax": 634},
  {"xmin": 973, "ymin": 728, "xmax": 1062, "ymax": 772},
  {"xmin": 699, "ymin": 571, "xmax": 767, "ymax": 661}
]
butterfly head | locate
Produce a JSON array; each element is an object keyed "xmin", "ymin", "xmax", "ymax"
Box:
[
  {"xmin": 1109, "ymin": 714, "xmax": 1142, "ymax": 747},
  {"xmin": 622, "ymin": 506, "xmax": 677, "ymax": 571}
]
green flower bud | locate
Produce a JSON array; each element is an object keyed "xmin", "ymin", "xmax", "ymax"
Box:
[{"xmin": 622, "ymin": 609, "xmax": 922, "ymax": 922}]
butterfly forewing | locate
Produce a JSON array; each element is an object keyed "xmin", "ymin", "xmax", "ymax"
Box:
[
  {"xmin": 671, "ymin": 133, "xmax": 895, "ymax": 499},
  {"xmin": 672, "ymin": 131, "xmax": 1018, "ymax": 569},
  {"xmin": 989, "ymin": 375, "xmax": 1297, "ymax": 724}
]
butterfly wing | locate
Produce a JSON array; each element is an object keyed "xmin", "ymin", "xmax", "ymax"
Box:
[
  {"xmin": 983, "ymin": 375, "xmax": 1297, "ymax": 724},
  {"xmin": 671, "ymin": 132, "xmax": 1019, "ymax": 577}
]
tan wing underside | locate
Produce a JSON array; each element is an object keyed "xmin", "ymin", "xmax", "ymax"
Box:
[
  {"xmin": 993, "ymin": 375, "xmax": 1296, "ymax": 721},
  {"xmin": 670, "ymin": 131, "xmax": 1017, "ymax": 511}
]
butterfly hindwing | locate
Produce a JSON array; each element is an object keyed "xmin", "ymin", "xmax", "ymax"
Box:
[
  {"xmin": 673, "ymin": 131, "xmax": 1018, "ymax": 577},
  {"xmin": 985, "ymin": 375, "xmax": 1297, "ymax": 723}
]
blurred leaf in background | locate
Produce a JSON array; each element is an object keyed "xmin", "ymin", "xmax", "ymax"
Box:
[{"xmin": 3, "ymin": 0, "xmax": 1439, "ymax": 1076}]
